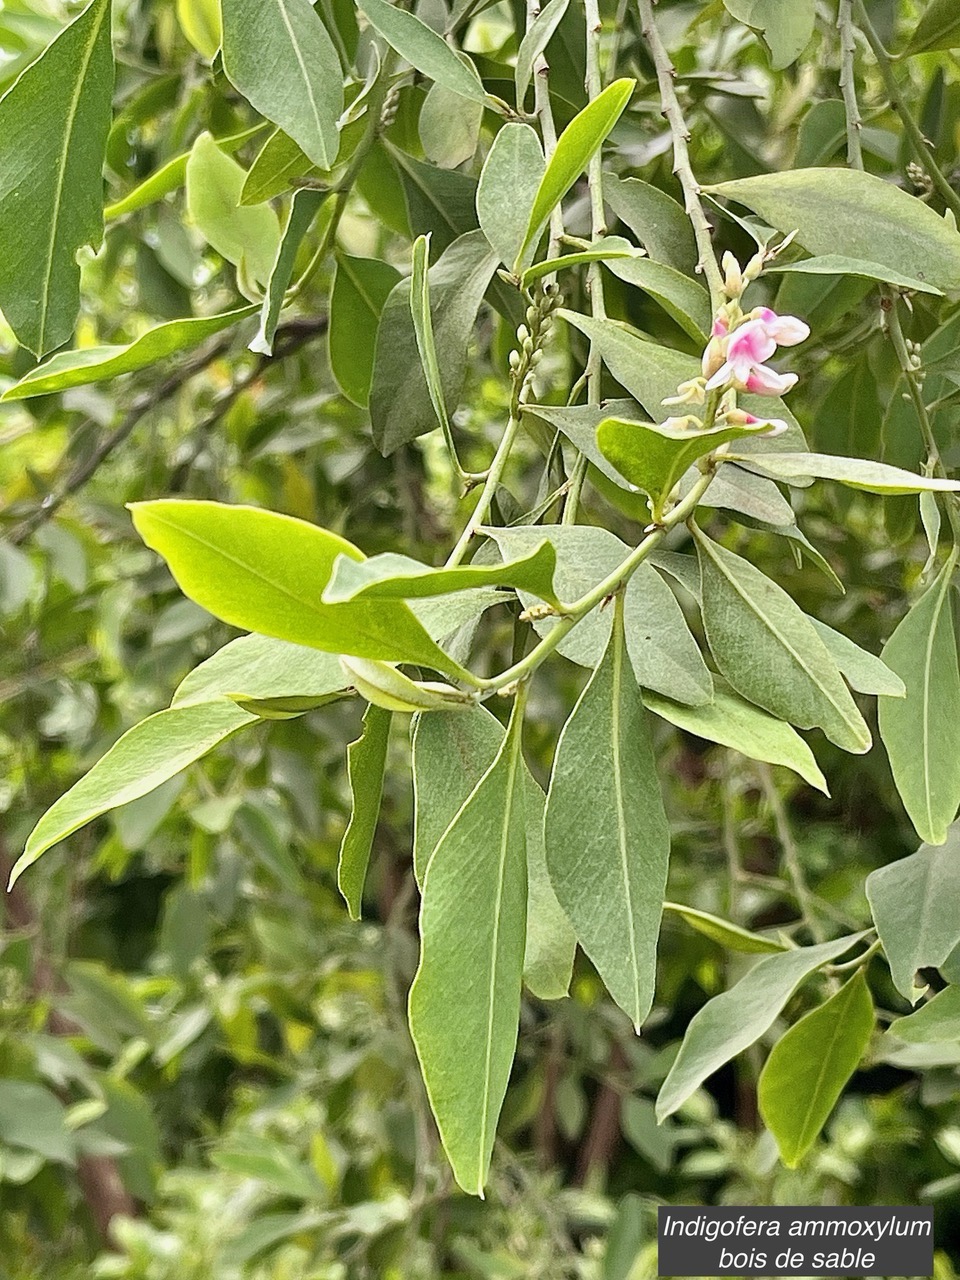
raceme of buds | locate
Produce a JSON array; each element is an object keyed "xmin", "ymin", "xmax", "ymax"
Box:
[{"xmin": 704, "ymin": 306, "xmax": 810, "ymax": 397}]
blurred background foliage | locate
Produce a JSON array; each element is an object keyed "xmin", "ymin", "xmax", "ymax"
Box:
[{"xmin": 1, "ymin": 0, "xmax": 959, "ymax": 1275}]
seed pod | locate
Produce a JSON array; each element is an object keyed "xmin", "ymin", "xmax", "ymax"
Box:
[{"xmin": 339, "ymin": 657, "xmax": 473, "ymax": 713}]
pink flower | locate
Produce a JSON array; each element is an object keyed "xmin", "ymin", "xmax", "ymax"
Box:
[
  {"xmin": 704, "ymin": 308, "xmax": 809, "ymax": 395},
  {"xmin": 743, "ymin": 365, "xmax": 798, "ymax": 396},
  {"xmin": 741, "ymin": 411, "xmax": 789, "ymax": 436},
  {"xmin": 749, "ymin": 307, "xmax": 810, "ymax": 346}
]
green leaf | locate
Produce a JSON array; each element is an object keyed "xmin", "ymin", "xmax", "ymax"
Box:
[
  {"xmin": 370, "ymin": 230, "xmax": 498, "ymax": 454},
  {"xmin": 337, "ymin": 705, "xmax": 392, "ymax": 919},
  {"xmin": 766, "ymin": 254, "xmax": 943, "ymax": 296},
  {"xmin": 694, "ymin": 529, "xmax": 871, "ymax": 753},
  {"xmin": 487, "ymin": 524, "xmax": 713, "ymax": 706},
  {"xmin": 544, "ymin": 599, "xmax": 669, "ymax": 1031},
  {"xmin": 241, "ymin": 129, "xmax": 315, "ymax": 206},
  {"xmin": 329, "ymin": 252, "xmax": 402, "ymax": 407},
  {"xmin": 419, "ymin": 81, "xmax": 483, "ymax": 169},
  {"xmin": 0, "ymin": 1081, "xmax": 75, "ymax": 1165},
  {"xmin": 408, "ymin": 697, "xmax": 528, "ymax": 1196},
  {"xmin": 904, "ymin": 0, "xmax": 960, "ymax": 56},
  {"xmin": 177, "ymin": 0, "xmax": 221, "ymax": 58},
  {"xmin": 809, "ymin": 620, "xmax": 905, "ymax": 698},
  {"xmin": 129, "ymin": 500, "xmax": 465, "ymax": 678},
  {"xmin": 644, "ymin": 677, "xmax": 829, "ymax": 795},
  {"xmin": 323, "ymin": 543, "xmax": 559, "ymax": 607},
  {"xmin": 514, "ymin": 78, "xmax": 635, "ymax": 272},
  {"xmin": 888, "ymin": 985, "xmax": 960, "ymax": 1042},
  {"xmin": 515, "ymin": 0, "xmax": 569, "ymax": 104},
  {"xmin": 663, "ymin": 902, "xmax": 787, "ymax": 954},
  {"xmin": 477, "ymin": 123, "xmax": 544, "ymax": 268},
  {"xmin": 173, "ymin": 634, "xmax": 348, "ymax": 707},
  {"xmin": 601, "ymin": 173, "xmax": 698, "ymax": 277},
  {"xmin": 410, "ymin": 233, "xmax": 453, "ymax": 443},
  {"xmin": 11, "ymin": 701, "xmax": 256, "ymax": 886},
  {"xmin": 221, "ymin": 0, "xmax": 342, "ymax": 169},
  {"xmin": 1, "ymin": 308, "xmax": 255, "ymax": 400},
  {"xmin": 0, "ymin": 0, "xmax": 114, "ymax": 355},
  {"xmin": 736, "ymin": 450, "xmax": 960, "ymax": 495},
  {"xmin": 866, "ymin": 826, "xmax": 960, "ymax": 999},
  {"xmin": 390, "ymin": 146, "xmax": 478, "ymax": 254},
  {"xmin": 185, "ymin": 133, "xmax": 281, "ymax": 286},
  {"xmin": 605, "ymin": 256, "xmax": 712, "ymax": 341},
  {"xmin": 597, "ymin": 417, "xmax": 778, "ymax": 518},
  {"xmin": 411, "ymin": 705, "xmax": 575, "ymax": 999},
  {"xmin": 722, "ymin": 0, "xmax": 815, "ymax": 69},
  {"xmin": 360, "ymin": 0, "xmax": 486, "ymax": 103},
  {"xmin": 707, "ymin": 169, "xmax": 960, "ymax": 293},
  {"xmin": 878, "ymin": 559, "xmax": 960, "ymax": 845},
  {"xmin": 656, "ymin": 933, "xmax": 866, "ymax": 1120},
  {"xmin": 521, "ymin": 236, "xmax": 643, "ymax": 289},
  {"xmin": 758, "ymin": 971, "xmax": 874, "ymax": 1167},
  {"xmin": 251, "ymin": 188, "xmax": 325, "ymax": 356}
]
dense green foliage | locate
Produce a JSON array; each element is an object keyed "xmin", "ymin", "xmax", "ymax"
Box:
[{"xmin": 3, "ymin": 0, "xmax": 960, "ymax": 1275}]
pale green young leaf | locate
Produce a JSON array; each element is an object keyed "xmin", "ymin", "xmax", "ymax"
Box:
[
  {"xmin": 0, "ymin": 0, "xmax": 114, "ymax": 355},
  {"xmin": 129, "ymin": 500, "xmax": 465, "ymax": 678},
  {"xmin": 337, "ymin": 705, "xmax": 392, "ymax": 920},
  {"xmin": 736, "ymin": 450, "xmax": 960, "ymax": 495},
  {"xmin": 11, "ymin": 702, "xmax": 257, "ymax": 887},
  {"xmin": 487, "ymin": 524, "xmax": 713, "ymax": 706},
  {"xmin": 601, "ymin": 173, "xmax": 698, "ymax": 276},
  {"xmin": 888, "ymin": 985, "xmax": 960, "ymax": 1043},
  {"xmin": 514, "ymin": 79, "xmax": 635, "ymax": 272},
  {"xmin": 185, "ymin": 134, "xmax": 281, "ymax": 286},
  {"xmin": 419, "ymin": 82, "xmax": 482, "ymax": 168},
  {"xmin": 809, "ymin": 619, "xmax": 905, "ymax": 698},
  {"xmin": 241, "ymin": 129, "xmax": 315, "ymax": 206},
  {"xmin": 544, "ymin": 600, "xmax": 669, "ymax": 1031},
  {"xmin": 521, "ymin": 236, "xmax": 643, "ymax": 289},
  {"xmin": 514, "ymin": 0, "xmax": 569, "ymax": 103},
  {"xmin": 173, "ymin": 635, "xmax": 348, "ymax": 708},
  {"xmin": 251, "ymin": 189, "xmax": 326, "ymax": 355},
  {"xmin": 329, "ymin": 252, "xmax": 402, "ymax": 407},
  {"xmin": 904, "ymin": 0, "xmax": 960, "ymax": 56},
  {"xmin": 408, "ymin": 698, "xmax": 528, "ymax": 1196},
  {"xmin": 410, "ymin": 234, "xmax": 452, "ymax": 442},
  {"xmin": 765, "ymin": 254, "xmax": 943, "ymax": 296},
  {"xmin": 371, "ymin": 231, "xmax": 498, "ymax": 454},
  {"xmin": 360, "ymin": 0, "xmax": 486, "ymax": 103},
  {"xmin": 694, "ymin": 529, "xmax": 871, "ymax": 754},
  {"xmin": 758, "ymin": 971, "xmax": 874, "ymax": 1166},
  {"xmin": 866, "ymin": 828, "xmax": 960, "ymax": 999},
  {"xmin": 722, "ymin": 0, "xmax": 815, "ymax": 69},
  {"xmin": 411, "ymin": 706, "xmax": 575, "ymax": 999},
  {"xmin": 878, "ymin": 560, "xmax": 960, "ymax": 845},
  {"xmin": 2, "ymin": 308, "xmax": 256, "ymax": 400},
  {"xmin": 663, "ymin": 902, "xmax": 787, "ymax": 955},
  {"xmin": 476, "ymin": 123, "xmax": 544, "ymax": 268},
  {"xmin": 221, "ymin": 0, "xmax": 342, "ymax": 169},
  {"xmin": 656, "ymin": 934, "xmax": 867, "ymax": 1120},
  {"xmin": 707, "ymin": 169, "xmax": 960, "ymax": 292},
  {"xmin": 605, "ymin": 256, "xmax": 712, "ymax": 340},
  {"xmin": 644, "ymin": 677, "xmax": 829, "ymax": 795},
  {"xmin": 323, "ymin": 543, "xmax": 559, "ymax": 607}
]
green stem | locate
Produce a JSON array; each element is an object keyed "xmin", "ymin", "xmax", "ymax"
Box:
[
  {"xmin": 445, "ymin": 413, "xmax": 522, "ymax": 567},
  {"xmin": 757, "ymin": 762, "xmax": 826, "ymax": 944},
  {"xmin": 837, "ymin": 0, "xmax": 863, "ymax": 169},
  {"xmin": 852, "ymin": 0, "xmax": 960, "ymax": 220}
]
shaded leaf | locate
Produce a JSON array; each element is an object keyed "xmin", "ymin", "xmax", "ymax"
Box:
[
  {"xmin": 250, "ymin": 189, "xmax": 326, "ymax": 355},
  {"xmin": 722, "ymin": 0, "xmax": 815, "ymax": 69},
  {"xmin": 329, "ymin": 252, "xmax": 402, "ymax": 406},
  {"xmin": 905, "ymin": 0, "xmax": 960, "ymax": 56},
  {"xmin": 766, "ymin": 254, "xmax": 943, "ymax": 296},
  {"xmin": 605, "ymin": 256, "xmax": 712, "ymax": 340},
  {"xmin": 601, "ymin": 173, "xmax": 698, "ymax": 276},
  {"xmin": 241, "ymin": 129, "xmax": 315, "ymax": 205},
  {"xmin": 663, "ymin": 902, "xmax": 787, "ymax": 954},
  {"xmin": 338, "ymin": 705, "xmax": 392, "ymax": 919},
  {"xmin": 809, "ymin": 620, "xmax": 905, "ymax": 698}
]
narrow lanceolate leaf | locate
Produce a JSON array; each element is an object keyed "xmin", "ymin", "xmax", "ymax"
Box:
[
  {"xmin": 644, "ymin": 678, "xmax": 829, "ymax": 795},
  {"xmin": 759, "ymin": 971, "xmax": 874, "ymax": 1167},
  {"xmin": 2, "ymin": 308, "xmax": 256, "ymax": 400},
  {"xmin": 521, "ymin": 236, "xmax": 643, "ymax": 290},
  {"xmin": 173, "ymin": 635, "xmax": 348, "ymax": 707},
  {"xmin": 695, "ymin": 529, "xmax": 870, "ymax": 754},
  {"xmin": 185, "ymin": 134, "xmax": 281, "ymax": 286},
  {"xmin": 11, "ymin": 702, "xmax": 256, "ymax": 886},
  {"xmin": 337, "ymin": 705, "xmax": 392, "ymax": 919},
  {"xmin": 329, "ymin": 253, "xmax": 402, "ymax": 407},
  {"xmin": 889, "ymin": 985, "xmax": 960, "ymax": 1043},
  {"xmin": 809, "ymin": 620, "xmax": 905, "ymax": 698},
  {"xmin": 663, "ymin": 903, "xmax": 787, "ymax": 955},
  {"xmin": 765, "ymin": 254, "xmax": 943, "ymax": 296},
  {"xmin": 514, "ymin": 78, "xmax": 635, "ymax": 272},
  {"xmin": 361, "ymin": 0, "xmax": 486, "ymax": 104},
  {"xmin": 656, "ymin": 934, "xmax": 867, "ymax": 1120},
  {"xmin": 476, "ymin": 123, "xmax": 544, "ymax": 268},
  {"xmin": 221, "ymin": 0, "xmax": 342, "ymax": 170},
  {"xmin": 408, "ymin": 697, "xmax": 528, "ymax": 1196},
  {"xmin": 514, "ymin": 0, "xmax": 569, "ymax": 103},
  {"xmin": 605, "ymin": 255, "xmax": 712, "ymax": 341},
  {"xmin": 410, "ymin": 234, "xmax": 453, "ymax": 441},
  {"xmin": 866, "ymin": 827, "xmax": 960, "ymax": 999},
  {"xmin": 250, "ymin": 188, "xmax": 325, "ymax": 355},
  {"xmin": 0, "ymin": 0, "xmax": 114, "ymax": 355},
  {"xmin": 545, "ymin": 599, "xmax": 669, "ymax": 1031},
  {"xmin": 129, "ymin": 500, "xmax": 464, "ymax": 678},
  {"xmin": 735, "ymin": 451, "xmax": 960, "ymax": 495},
  {"xmin": 412, "ymin": 707, "xmax": 575, "ymax": 999},
  {"xmin": 241, "ymin": 129, "xmax": 315, "ymax": 206},
  {"xmin": 878, "ymin": 559, "xmax": 960, "ymax": 845}
]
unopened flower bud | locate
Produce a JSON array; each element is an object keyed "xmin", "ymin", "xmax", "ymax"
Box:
[
  {"xmin": 509, "ymin": 349, "xmax": 522, "ymax": 372},
  {"xmin": 744, "ymin": 252, "xmax": 765, "ymax": 283},
  {"xmin": 701, "ymin": 336, "xmax": 726, "ymax": 380},
  {"xmin": 517, "ymin": 324, "xmax": 530, "ymax": 345},
  {"xmin": 722, "ymin": 251, "xmax": 743, "ymax": 298}
]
